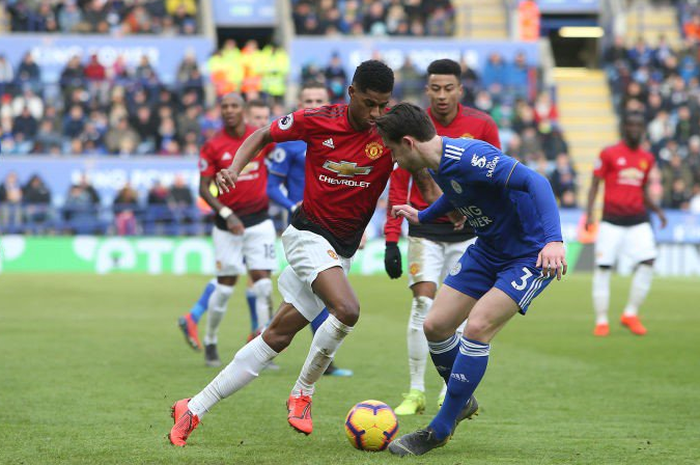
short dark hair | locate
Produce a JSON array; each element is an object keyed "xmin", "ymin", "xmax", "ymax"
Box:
[
  {"xmin": 623, "ymin": 111, "xmax": 645, "ymax": 124},
  {"xmin": 427, "ymin": 59, "xmax": 461, "ymax": 80},
  {"xmin": 300, "ymin": 80, "xmax": 327, "ymax": 92},
  {"xmin": 245, "ymin": 99, "xmax": 269, "ymax": 111},
  {"xmin": 375, "ymin": 102, "xmax": 436, "ymax": 144},
  {"xmin": 352, "ymin": 60, "xmax": 394, "ymax": 94}
]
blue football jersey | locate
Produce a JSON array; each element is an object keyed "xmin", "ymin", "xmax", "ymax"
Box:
[
  {"xmin": 426, "ymin": 137, "xmax": 562, "ymax": 259},
  {"xmin": 268, "ymin": 140, "xmax": 306, "ymax": 203}
]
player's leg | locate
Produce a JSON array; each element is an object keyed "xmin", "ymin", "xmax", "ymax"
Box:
[
  {"xmin": 204, "ymin": 227, "xmax": 244, "ymax": 366},
  {"xmin": 436, "ymin": 239, "xmax": 475, "ymax": 407},
  {"xmin": 620, "ymin": 222, "xmax": 657, "ymax": 335},
  {"xmin": 395, "ymin": 237, "xmax": 441, "ymax": 415},
  {"xmin": 243, "ymin": 219, "xmax": 277, "ymax": 334},
  {"xmin": 309, "ymin": 309, "xmax": 354, "ymax": 377},
  {"xmin": 177, "ymin": 277, "xmax": 216, "ymax": 351},
  {"xmin": 592, "ymin": 221, "xmax": 624, "ymax": 336},
  {"xmin": 245, "ymin": 274, "xmax": 258, "ymax": 339},
  {"xmin": 169, "ymin": 301, "xmax": 309, "ymax": 446}
]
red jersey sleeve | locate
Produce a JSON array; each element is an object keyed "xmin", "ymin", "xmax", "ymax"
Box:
[
  {"xmin": 384, "ymin": 166, "xmax": 411, "ymax": 243},
  {"xmin": 483, "ymin": 119, "xmax": 501, "ymax": 149},
  {"xmin": 593, "ymin": 148, "xmax": 609, "ymax": 179},
  {"xmin": 199, "ymin": 141, "xmax": 216, "ymax": 177},
  {"xmin": 269, "ymin": 109, "xmax": 308, "ymax": 143}
]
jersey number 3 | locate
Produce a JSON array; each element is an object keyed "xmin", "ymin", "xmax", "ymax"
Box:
[{"xmin": 511, "ymin": 267, "xmax": 533, "ymax": 291}]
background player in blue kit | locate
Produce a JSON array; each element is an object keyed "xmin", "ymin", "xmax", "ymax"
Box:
[
  {"xmin": 266, "ymin": 81, "xmax": 353, "ymax": 377},
  {"xmin": 375, "ymin": 103, "xmax": 567, "ymax": 457}
]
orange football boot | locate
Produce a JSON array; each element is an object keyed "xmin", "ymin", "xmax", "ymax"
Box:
[
  {"xmin": 169, "ymin": 398, "xmax": 200, "ymax": 447},
  {"xmin": 621, "ymin": 315, "xmax": 647, "ymax": 335},
  {"xmin": 287, "ymin": 394, "xmax": 313, "ymax": 435},
  {"xmin": 593, "ymin": 323, "xmax": 609, "ymax": 337},
  {"xmin": 178, "ymin": 314, "xmax": 202, "ymax": 351}
]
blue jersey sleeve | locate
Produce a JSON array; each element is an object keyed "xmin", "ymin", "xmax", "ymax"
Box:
[
  {"xmin": 268, "ymin": 145, "xmax": 292, "ymax": 177},
  {"xmin": 505, "ymin": 163, "xmax": 563, "ymax": 243},
  {"xmin": 267, "ymin": 173, "xmax": 296, "ymax": 211},
  {"xmin": 417, "ymin": 195, "xmax": 453, "ymax": 224},
  {"xmin": 454, "ymin": 141, "xmax": 519, "ymax": 188}
]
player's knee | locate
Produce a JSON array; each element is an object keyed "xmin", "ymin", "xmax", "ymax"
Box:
[
  {"xmin": 597, "ymin": 265, "xmax": 612, "ymax": 271},
  {"xmin": 423, "ymin": 316, "xmax": 449, "ymax": 341},
  {"xmin": 252, "ymin": 277, "xmax": 272, "ymax": 297},
  {"xmin": 331, "ymin": 300, "xmax": 360, "ymax": 327},
  {"xmin": 463, "ymin": 318, "xmax": 493, "ymax": 342},
  {"xmin": 639, "ymin": 259, "xmax": 654, "ymax": 267}
]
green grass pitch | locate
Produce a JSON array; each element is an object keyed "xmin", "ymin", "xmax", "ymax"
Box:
[{"xmin": 1, "ymin": 273, "xmax": 698, "ymax": 464}]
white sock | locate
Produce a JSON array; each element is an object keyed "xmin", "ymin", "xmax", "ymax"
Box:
[
  {"xmin": 252, "ymin": 278, "xmax": 273, "ymax": 331},
  {"xmin": 407, "ymin": 296, "xmax": 432, "ymax": 392},
  {"xmin": 623, "ymin": 264, "xmax": 654, "ymax": 317},
  {"xmin": 188, "ymin": 335, "xmax": 278, "ymax": 419},
  {"xmin": 204, "ymin": 283, "xmax": 234, "ymax": 345},
  {"xmin": 592, "ymin": 267, "xmax": 611, "ymax": 325},
  {"xmin": 292, "ymin": 314, "xmax": 353, "ymax": 397}
]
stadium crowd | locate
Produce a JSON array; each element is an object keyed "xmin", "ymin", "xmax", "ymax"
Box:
[
  {"xmin": 1, "ymin": 0, "xmax": 198, "ymax": 35},
  {"xmin": 604, "ymin": 11, "xmax": 700, "ymax": 211},
  {"xmin": 292, "ymin": 0, "xmax": 455, "ymax": 37}
]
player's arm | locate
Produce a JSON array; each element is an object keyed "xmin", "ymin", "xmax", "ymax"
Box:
[
  {"xmin": 643, "ymin": 184, "xmax": 667, "ymax": 228},
  {"xmin": 392, "ymin": 194, "xmax": 453, "ymax": 225},
  {"xmin": 585, "ymin": 176, "xmax": 601, "ymax": 231},
  {"xmin": 505, "ymin": 163, "xmax": 567, "ymax": 279},
  {"xmin": 384, "ymin": 168, "xmax": 410, "ymax": 279},
  {"xmin": 217, "ymin": 125, "xmax": 274, "ymax": 192},
  {"xmin": 411, "ymin": 168, "xmax": 465, "ymax": 228},
  {"xmin": 267, "ymin": 172, "xmax": 296, "ymax": 212},
  {"xmin": 199, "ymin": 143, "xmax": 244, "ymax": 234}
]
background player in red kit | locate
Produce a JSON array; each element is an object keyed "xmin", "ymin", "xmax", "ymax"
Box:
[
  {"xmin": 384, "ymin": 59, "xmax": 501, "ymax": 415},
  {"xmin": 168, "ymin": 61, "xmax": 417, "ymax": 446},
  {"xmin": 585, "ymin": 112, "xmax": 666, "ymax": 337},
  {"xmin": 192, "ymin": 94, "xmax": 277, "ymax": 367}
]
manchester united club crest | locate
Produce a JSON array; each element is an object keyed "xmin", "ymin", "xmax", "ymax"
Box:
[
  {"xmin": 460, "ymin": 132, "xmax": 474, "ymax": 139},
  {"xmin": 409, "ymin": 262, "xmax": 420, "ymax": 276},
  {"xmin": 327, "ymin": 249, "xmax": 339, "ymax": 260},
  {"xmin": 640, "ymin": 160, "xmax": 649, "ymax": 170},
  {"xmin": 364, "ymin": 141, "xmax": 384, "ymax": 160}
]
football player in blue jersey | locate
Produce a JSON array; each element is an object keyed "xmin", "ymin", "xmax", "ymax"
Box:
[
  {"xmin": 375, "ymin": 103, "xmax": 566, "ymax": 457},
  {"xmin": 265, "ymin": 81, "xmax": 353, "ymax": 377}
]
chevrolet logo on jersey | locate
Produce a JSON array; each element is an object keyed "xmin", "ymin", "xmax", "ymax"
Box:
[{"xmin": 322, "ymin": 160, "xmax": 373, "ymax": 178}]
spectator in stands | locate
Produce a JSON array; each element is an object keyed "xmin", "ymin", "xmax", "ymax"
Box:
[
  {"xmin": 425, "ymin": 5, "xmax": 454, "ymax": 36},
  {"xmin": 58, "ymin": 0, "xmax": 83, "ymax": 32},
  {"xmin": 16, "ymin": 52, "xmax": 41, "ymax": 91},
  {"xmin": 541, "ymin": 127, "xmax": 568, "ymax": 161},
  {"xmin": 130, "ymin": 106, "xmax": 158, "ymax": 154},
  {"xmin": 324, "ymin": 52, "xmax": 347, "ymax": 103},
  {"xmin": 79, "ymin": 0, "xmax": 109, "ymax": 33},
  {"xmin": 13, "ymin": 106, "xmax": 38, "ymax": 141},
  {"xmin": 667, "ymin": 178, "xmax": 691, "ymax": 210},
  {"xmin": 170, "ymin": 174, "xmax": 194, "ymax": 207},
  {"xmin": 106, "ymin": 117, "xmax": 140, "ymax": 155},
  {"xmin": 689, "ymin": 183, "xmax": 700, "ymax": 213},
  {"xmin": 674, "ymin": 105, "xmax": 696, "ymax": 143},
  {"xmin": 0, "ymin": 54, "xmax": 14, "ymax": 94},
  {"xmin": 134, "ymin": 55, "xmax": 158, "ymax": 82},
  {"xmin": 0, "ymin": 171, "xmax": 23, "ymax": 227},
  {"xmin": 84, "ymin": 53, "xmax": 106, "ymax": 81},
  {"xmin": 395, "ymin": 56, "xmax": 423, "ymax": 103},
  {"xmin": 628, "ymin": 37, "xmax": 654, "ymax": 69},
  {"xmin": 23, "ymin": 174, "xmax": 52, "ymax": 225},
  {"xmin": 157, "ymin": 117, "xmax": 178, "ymax": 154},
  {"xmin": 482, "ymin": 52, "xmax": 508, "ymax": 91},
  {"xmin": 113, "ymin": 181, "xmax": 140, "ymax": 235},
  {"xmin": 63, "ymin": 105, "xmax": 86, "ymax": 141},
  {"xmin": 684, "ymin": 13, "xmax": 700, "ymax": 42},
  {"xmin": 34, "ymin": 119, "xmax": 63, "ymax": 154},
  {"xmin": 662, "ymin": 153, "xmax": 694, "ymax": 206},
  {"xmin": 549, "ymin": 153, "xmax": 577, "ymax": 205},
  {"xmin": 603, "ymin": 36, "xmax": 628, "ymax": 68}
]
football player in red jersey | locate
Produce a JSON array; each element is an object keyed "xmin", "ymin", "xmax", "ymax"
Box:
[
  {"xmin": 180, "ymin": 94, "xmax": 277, "ymax": 368},
  {"xmin": 169, "ymin": 60, "xmax": 421, "ymax": 446},
  {"xmin": 384, "ymin": 59, "xmax": 501, "ymax": 415},
  {"xmin": 585, "ymin": 112, "xmax": 667, "ymax": 337}
]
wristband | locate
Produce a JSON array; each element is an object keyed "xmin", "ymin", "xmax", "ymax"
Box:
[{"xmin": 219, "ymin": 206, "xmax": 233, "ymax": 220}]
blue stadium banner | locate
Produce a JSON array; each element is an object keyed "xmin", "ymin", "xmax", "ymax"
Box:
[
  {"xmin": 290, "ymin": 38, "xmax": 539, "ymax": 82},
  {"xmin": 0, "ymin": 156, "xmax": 199, "ymax": 206},
  {"xmin": 537, "ymin": 0, "xmax": 600, "ymax": 13},
  {"xmin": 0, "ymin": 35, "xmax": 214, "ymax": 85},
  {"xmin": 212, "ymin": 0, "xmax": 276, "ymax": 26}
]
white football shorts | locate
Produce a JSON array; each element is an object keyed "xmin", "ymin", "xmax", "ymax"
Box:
[
  {"xmin": 407, "ymin": 236, "xmax": 476, "ymax": 287},
  {"xmin": 277, "ymin": 225, "xmax": 353, "ymax": 322},
  {"xmin": 212, "ymin": 219, "xmax": 277, "ymax": 276},
  {"xmin": 595, "ymin": 221, "xmax": 657, "ymax": 267}
]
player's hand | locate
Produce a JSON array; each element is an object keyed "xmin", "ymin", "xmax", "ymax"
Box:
[
  {"xmin": 226, "ymin": 215, "xmax": 245, "ymax": 235},
  {"xmin": 392, "ymin": 204, "xmax": 420, "ymax": 224},
  {"xmin": 584, "ymin": 213, "xmax": 595, "ymax": 231},
  {"xmin": 657, "ymin": 210, "xmax": 668, "ymax": 229},
  {"xmin": 537, "ymin": 241, "xmax": 567, "ymax": 281},
  {"xmin": 384, "ymin": 242, "xmax": 402, "ymax": 279},
  {"xmin": 448, "ymin": 210, "xmax": 466, "ymax": 231},
  {"xmin": 216, "ymin": 168, "xmax": 238, "ymax": 193}
]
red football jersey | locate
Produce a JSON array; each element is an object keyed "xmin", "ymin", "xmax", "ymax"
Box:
[
  {"xmin": 199, "ymin": 127, "xmax": 270, "ymax": 216},
  {"xmin": 269, "ymin": 104, "xmax": 393, "ymax": 255},
  {"xmin": 593, "ymin": 141, "xmax": 654, "ymax": 221},
  {"xmin": 384, "ymin": 105, "xmax": 501, "ymax": 242}
]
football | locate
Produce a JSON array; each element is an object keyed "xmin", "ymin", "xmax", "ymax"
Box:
[{"xmin": 344, "ymin": 400, "xmax": 399, "ymax": 451}]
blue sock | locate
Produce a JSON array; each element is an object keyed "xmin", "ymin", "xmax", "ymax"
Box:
[
  {"xmin": 428, "ymin": 334, "xmax": 461, "ymax": 384},
  {"xmin": 189, "ymin": 280, "xmax": 216, "ymax": 324},
  {"xmin": 246, "ymin": 289, "xmax": 258, "ymax": 332},
  {"xmin": 310, "ymin": 308, "xmax": 330, "ymax": 334},
  {"xmin": 429, "ymin": 337, "xmax": 490, "ymax": 440}
]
